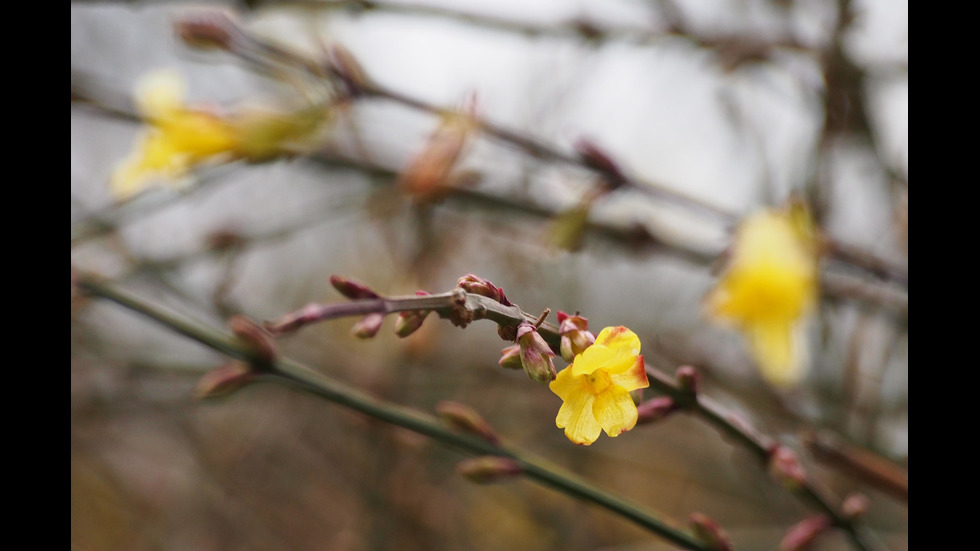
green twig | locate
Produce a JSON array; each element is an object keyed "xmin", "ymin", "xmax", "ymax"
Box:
[{"xmin": 76, "ymin": 274, "xmax": 711, "ymax": 550}]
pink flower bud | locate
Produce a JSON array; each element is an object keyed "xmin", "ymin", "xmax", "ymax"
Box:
[
  {"xmin": 457, "ymin": 456, "xmax": 523, "ymax": 484},
  {"xmin": 456, "ymin": 273, "xmax": 511, "ymax": 305},
  {"xmin": 517, "ymin": 322, "xmax": 556, "ymax": 384},
  {"xmin": 636, "ymin": 397, "xmax": 677, "ymax": 425},
  {"xmin": 556, "ymin": 311, "xmax": 595, "ymax": 361},
  {"xmin": 228, "ymin": 315, "xmax": 278, "ymax": 367},
  {"xmin": 351, "ymin": 313, "xmax": 384, "ymax": 339},
  {"xmin": 498, "ymin": 344, "xmax": 523, "ymax": 370},
  {"xmin": 689, "ymin": 512, "xmax": 732, "ymax": 551},
  {"xmin": 779, "ymin": 515, "xmax": 830, "ymax": 551},
  {"xmin": 435, "ymin": 401, "xmax": 500, "ymax": 445},
  {"xmin": 675, "ymin": 365, "xmax": 701, "ymax": 394},
  {"xmin": 769, "ymin": 445, "xmax": 807, "ymax": 489},
  {"xmin": 195, "ymin": 362, "xmax": 256, "ymax": 399},
  {"xmin": 329, "ymin": 275, "xmax": 380, "ymax": 300}
]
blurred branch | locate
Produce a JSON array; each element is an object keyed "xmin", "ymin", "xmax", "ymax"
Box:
[
  {"xmin": 70, "ymin": 84, "xmax": 905, "ymax": 315},
  {"xmin": 802, "ymin": 430, "xmax": 908, "ymax": 503},
  {"xmin": 214, "ymin": 17, "xmax": 908, "ymax": 288},
  {"xmin": 75, "ymin": 273, "xmax": 715, "ymax": 551}
]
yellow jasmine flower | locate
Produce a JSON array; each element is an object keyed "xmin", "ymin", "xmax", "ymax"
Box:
[
  {"xmin": 549, "ymin": 326, "xmax": 649, "ymax": 445},
  {"xmin": 705, "ymin": 205, "xmax": 818, "ymax": 387},
  {"xmin": 111, "ymin": 70, "xmax": 238, "ymax": 199}
]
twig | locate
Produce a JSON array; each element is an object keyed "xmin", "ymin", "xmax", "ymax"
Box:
[
  {"xmin": 262, "ymin": 281, "xmax": 883, "ymax": 551},
  {"xmin": 221, "ymin": 14, "xmax": 908, "ymax": 288},
  {"xmin": 802, "ymin": 430, "xmax": 908, "ymax": 503},
  {"xmin": 76, "ymin": 274, "xmax": 713, "ymax": 551}
]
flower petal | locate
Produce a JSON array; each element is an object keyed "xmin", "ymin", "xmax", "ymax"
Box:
[
  {"xmin": 747, "ymin": 320, "xmax": 805, "ymax": 388},
  {"xmin": 136, "ymin": 70, "xmax": 186, "ymax": 120},
  {"xmin": 593, "ymin": 386, "xmax": 638, "ymax": 438},
  {"xmin": 609, "ymin": 355, "xmax": 649, "ymax": 392},
  {"xmin": 549, "ymin": 365, "xmax": 581, "ymax": 401},
  {"xmin": 555, "ymin": 386, "xmax": 601, "ymax": 445},
  {"xmin": 592, "ymin": 326, "xmax": 641, "ymax": 375},
  {"xmin": 570, "ymin": 343, "xmax": 612, "ymax": 376}
]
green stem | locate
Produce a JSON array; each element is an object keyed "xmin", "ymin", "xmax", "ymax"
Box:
[{"xmin": 77, "ymin": 275, "xmax": 712, "ymax": 551}]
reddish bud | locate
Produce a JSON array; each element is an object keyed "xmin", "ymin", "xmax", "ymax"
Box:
[
  {"xmin": 557, "ymin": 312, "xmax": 594, "ymax": 361},
  {"xmin": 779, "ymin": 515, "xmax": 831, "ymax": 551},
  {"xmin": 456, "ymin": 274, "xmax": 511, "ymax": 305},
  {"xmin": 352, "ymin": 313, "xmax": 384, "ymax": 339},
  {"xmin": 769, "ymin": 446, "xmax": 808, "ymax": 489},
  {"xmin": 498, "ymin": 344, "xmax": 523, "ymax": 370},
  {"xmin": 394, "ymin": 292, "xmax": 430, "ymax": 338},
  {"xmin": 636, "ymin": 397, "xmax": 678, "ymax": 425},
  {"xmin": 517, "ymin": 322, "xmax": 556, "ymax": 384},
  {"xmin": 689, "ymin": 512, "xmax": 732, "ymax": 551},
  {"xmin": 457, "ymin": 456, "xmax": 523, "ymax": 484},
  {"xmin": 329, "ymin": 275, "xmax": 380, "ymax": 300},
  {"xmin": 436, "ymin": 401, "xmax": 500, "ymax": 445},
  {"xmin": 842, "ymin": 493, "xmax": 869, "ymax": 519},
  {"xmin": 675, "ymin": 365, "xmax": 701, "ymax": 394},
  {"xmin": 195, "ymin": 362, "xmax": 256, "ymax": 399},
  {"xmin": 229, "ymin": 315, "xmax": 278, "ymax": 367},
  {"xmin": 175, "ymin": 10, "xmax": 238, "ymax": 50}
]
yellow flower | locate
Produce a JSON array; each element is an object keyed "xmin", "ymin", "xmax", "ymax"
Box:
[
  {"xmin": 549, "ymin": 326, "xmax": 649, "ymax": 445},
  {"xmin": 705, "ymin": 205, "xmax": 818, "ymax": 387},
  {"xmin": 111, "ymin": 70, "xmax": 238, "ymax": 199}
]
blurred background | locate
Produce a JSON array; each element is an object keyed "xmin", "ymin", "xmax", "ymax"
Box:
[{"xmin": 71, "ymin": 1, "xmax": 907, "ymax": 549}]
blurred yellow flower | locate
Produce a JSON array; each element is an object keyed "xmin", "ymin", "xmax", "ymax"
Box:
[
  {"xmin": 111, "ymin": 70, "xmax": 238, "ymax": 199},
  {"xmin": 705, "ymin": 205, "xmax": 818, "ymax": 387},
  {"xmin": 549, "ymin": 326, "xmax": 649, "ymax": 445}
]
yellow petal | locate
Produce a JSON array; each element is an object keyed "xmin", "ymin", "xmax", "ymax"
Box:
[
  {"xmin": 747, "ymin": 320, "xmax": 805, "ymax": 388},
  {"xmin": 609, "ymin": 355, "xmax": 649, "ymax": 392},
  {"xmin": 549, "ymin": 365, "xmax": 581, "ymax": 401},
  {"xmin": 570, "ymin": 326, "xmax": 639, "ymax": 377},
  {"xmin": 555, "ymin": 385, "xmax": 601, "ymax": 445},
  {"xmin": 593, "ymin": 386, "xmax": 638, "ymax": 438},
  {"xmin": 135, "ymin": 70, "xmax": 185, "ymax": 120}
]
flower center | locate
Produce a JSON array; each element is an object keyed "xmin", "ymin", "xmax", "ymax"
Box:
[{"xmin": 583, "ymin": 369, "xmax": 612, "ymax": 394}]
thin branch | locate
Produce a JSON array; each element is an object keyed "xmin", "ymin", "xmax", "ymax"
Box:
[
  {"xmin": 70, "ymin": 77, "xmax": 904, "ymax": 315},
  {"xmin": 802, "ymin": 430, "xmax": 908, "ymax": 503},
  {"xmin": 76, "ymin": 274, "xmax": 713, "ymax": 551},
  {"xmin": 260, "ymin": 281, "xmax": 883, "ymax": 551},
  {"xmin": 222, "ymin": 13, "xmax": 908, "ymax": 288}
]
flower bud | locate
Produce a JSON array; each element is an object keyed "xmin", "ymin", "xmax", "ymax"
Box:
[
  {"xmin": 769, "ymin": 445, "xmax": 807, "ymax": 489},
  {"xmin": 457, "ymin": 456, "xmax": 523, "ymax": 484},
  {"xmin": 557, "ymin": 311, "xmax": 595, "ymax": 362},
  {"xmin": 517, "ymin": 322, "xmax": 556, "ymax": 384},
  {"xmin": 435, "ymin": 401, "xmax": 500, "ymax": 445},
  {"xmin": 195, "ymin": 362, "xmax": 256, "ymax": 399},
  {"xmin": 779, "ymin": 515, "xmax": 830, "ymax": 551},
  {"xmin": 675, "ymin": 365, "xmax": 701, "ymax": 394},
  {"xmin": 636, "ymin": 397, "xmax": 677, "ymax": 425},
  {"xmin": 842, "ymin": 492, "xmax": 869, "ymax": 519},
  {"xmin": 456, "ymin": 273, "xmax": 511, "ymax": 305},
  {"xmin": 393, "ymin": 290, "xmax": 430, "ymax": 338},
  {"xmin": 351, "ymin": 313, "xmax": 384, "ymax": 339},
  {"xmin": 175, "ymin": 10, "xmax": 238, "ymax": 51},
  {"xmin": 229, "ymin": 315, "xmax": 278, "ymax": 368},
  {"xmin": 689, "ymin": 512, "xmax": 732, "ymax": 551},
  {"xmin": 329, "ymin": 275, "xmax": 380, "ymax": 300},
  {"xmin": 498, "ymin": 344, "xmax": 523, "ymax": 370}
]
